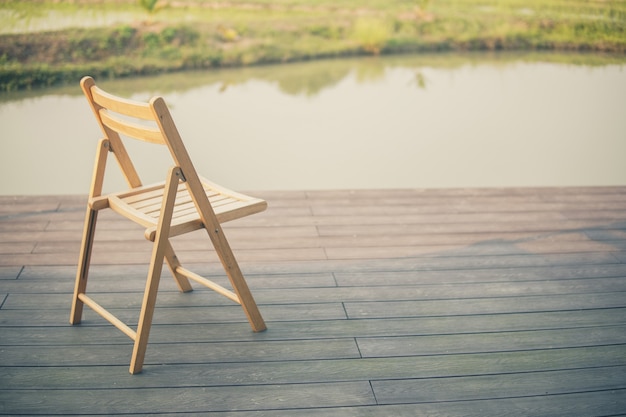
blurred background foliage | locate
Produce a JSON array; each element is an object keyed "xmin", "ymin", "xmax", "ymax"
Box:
[{"xmin": 1, "ymin": 0, "xmax": 625, "ymax": 91}]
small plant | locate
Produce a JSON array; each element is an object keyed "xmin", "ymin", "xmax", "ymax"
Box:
[
  {"xmin": 139, "ymin": 0, "xmax": 159, "ymax": 14},
  {"xmin": 142, "ymin": 32, "xmax": 161, "ymax": 50},
  {"xmin": 309, "ymin": 25, "xmax": 343, "ymax": 40},
  {"xmin": 109, "ymin": 25, "xmax": 136, "ymax": 50},
  {"xmin": 218, "ymin": 25, "xmax": 239, "ymax": 42},
  {"xmin": 351, "ymin": 18, "xmax": 392, "ymax": 55}
]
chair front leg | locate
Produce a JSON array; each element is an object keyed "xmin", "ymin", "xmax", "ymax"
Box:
[
  {"xmin": 129, "ymin": 167, "xmax": 182, "ymax": 374},
  {"xmin": 207, "ymin": 226, "xmax": 266, "ymax": 333}
]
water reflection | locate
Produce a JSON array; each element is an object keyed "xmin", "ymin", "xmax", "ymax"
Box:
[{"xmin": 1, "ymin": 53, "xmax": 625, "ymax": 195}]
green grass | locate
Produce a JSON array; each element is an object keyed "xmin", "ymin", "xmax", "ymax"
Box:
[{"xmin": 1, "ymin": 0, "xmax": 625, "ymax": 91}]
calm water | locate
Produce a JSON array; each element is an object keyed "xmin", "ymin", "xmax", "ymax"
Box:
[{"xmin": 1, "ymin": 54, "xmax": 625, "ymax": 195}]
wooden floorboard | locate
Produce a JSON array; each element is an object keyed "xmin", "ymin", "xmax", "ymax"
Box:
[{"xmin": 1, "ymin": 186, "xmax": 625, "ymax": 416}]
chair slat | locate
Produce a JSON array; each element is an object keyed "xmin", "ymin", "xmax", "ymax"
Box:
[
  {"xmin": 144, "ymin": 197, "xmax": 266, "ymax": 241},
  {"xmin": 91, "ymin": 85, "xmax": 154, "ymax": 120},
  {"xmin": 121, "ymin": 183, "xmax": 183, "ymax": 205},
  {"xmin": 99, "ymin": 110, "xmax": 165, "ymax": 144},
  {"xmin": 108, "ymin": 195, "xmax": 158, "ymax": 227},
  {"xmin": 137, "ymin": 191, "xmax": 193, "ymax": 215}
]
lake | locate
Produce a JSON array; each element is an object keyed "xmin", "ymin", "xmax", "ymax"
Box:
[{"xmin": 1, "ymin": 53, "xmax": 625, "ymax": 195}]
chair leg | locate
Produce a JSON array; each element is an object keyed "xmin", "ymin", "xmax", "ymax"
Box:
[
  {"xmin": 209, "ymin": 228, "xmax": 266, "ymax": 333},
  {"xmin": 71, "ymin": 138, "xmax": 109, "ymax": 325},
  {"xmin": 164, "ymin": 241, "xmax": 193, "ymax": 293},
  {"xmin": 70, "ymin": 208, "xmax": 98, "ymax": 325},
  {"xmin": 129, "ymin": 166, "xmax": 181, "ymax": 374},
  {"xmin": 129, "ymin": 237, "xmax": 167, "ymax": 374},
  {"xmin": 229, "ymin": 264, "xmax": 266, "ymax": 333},
  {"xmin": 130, "ymin": 241, "xmax": 192, "ymax": 373}
]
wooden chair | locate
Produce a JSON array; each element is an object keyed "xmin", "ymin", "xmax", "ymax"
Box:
[{"xmin": 70, "ymin": 76, "xmax": 267, "ymax": 374}]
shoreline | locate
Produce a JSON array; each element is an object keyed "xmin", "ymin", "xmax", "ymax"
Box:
[{"xmin": 1, "ymin": 0, "xmax": 625, "ymax": 92}]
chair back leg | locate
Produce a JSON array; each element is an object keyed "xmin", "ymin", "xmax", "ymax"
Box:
[
  {"xmin": 163, "ymin": 241, "xmax": 193, "ymax": 293},
  {"xmin": 70, "ymin": 208, "xmax": 98, "ymax": 324}
]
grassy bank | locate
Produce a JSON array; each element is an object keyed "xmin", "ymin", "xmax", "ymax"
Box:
[{"xmin": 1, "ymin": 0, "xmax": 625, "ymax": 91}]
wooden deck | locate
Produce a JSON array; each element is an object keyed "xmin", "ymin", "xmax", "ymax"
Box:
[{"xmin": 1, "ymin": 186, "xmax": 625, "ymax": 416}]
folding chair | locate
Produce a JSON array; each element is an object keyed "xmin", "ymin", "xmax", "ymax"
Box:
[{"xmin": 70, "ymin": 76, "xmax": 267, "ymax": 374}]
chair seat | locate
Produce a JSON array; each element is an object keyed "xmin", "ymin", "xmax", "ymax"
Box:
[{"xmin": 103, "ymin": 176, "xmax": 267, "ymax": 241}]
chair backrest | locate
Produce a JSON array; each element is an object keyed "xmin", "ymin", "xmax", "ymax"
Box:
[
  {"xmin": 81, "ymin": 76, "xmax": 157, "ymax": 189},
  {"xmin": 81, "ymin": 76, "xmax": 220, "ymax": 227}
]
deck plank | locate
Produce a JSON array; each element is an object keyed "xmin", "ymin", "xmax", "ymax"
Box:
[
  {"xmin": 1, "ymin": 187, "xmax": 625, "ymax": 416},
  {"xmin": 3, "ymin": 310, "xmax": 625, "ymax": 345},
  {"xmin": 2, "ymin": 345, "xmax": 625, "ymax": 389},
  {"xmin": 371, "ymin": 366, "xmax": 626, "ymax": 404},
  {"xmin": 0, "ymin": 382, "xmax": 377, "ymax": 414}
]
